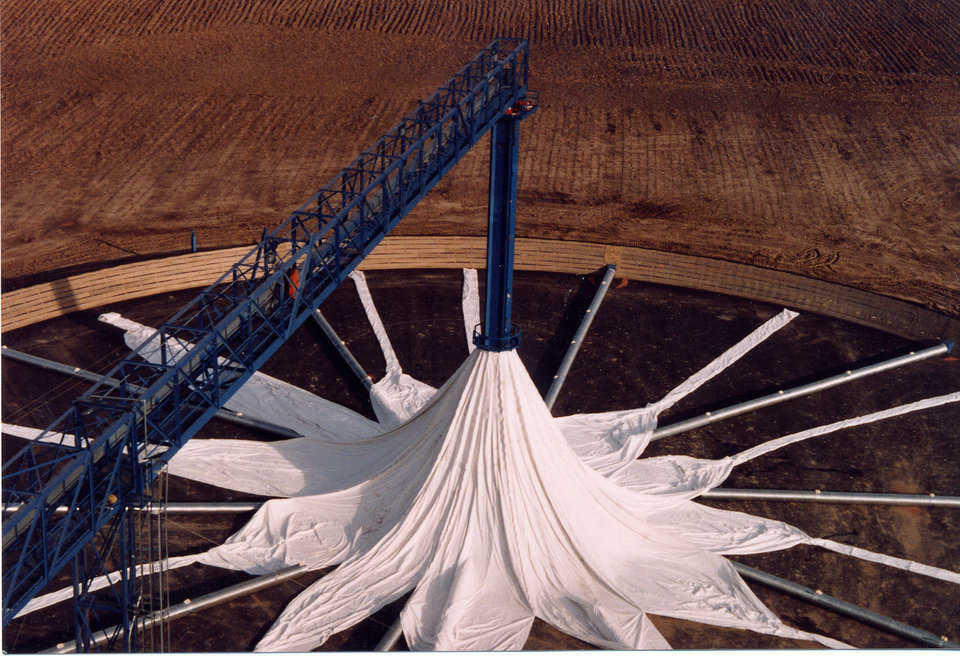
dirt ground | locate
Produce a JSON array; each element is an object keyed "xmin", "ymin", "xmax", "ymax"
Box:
[
  {"xmin": 2, "ymin": 1, "xmax": 959, "ymax": 315},
  {"xmin": 2, "ymin": 270, "xmax": 958, "ymax": 651}
]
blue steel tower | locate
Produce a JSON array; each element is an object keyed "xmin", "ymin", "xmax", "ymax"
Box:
[{"xmin": 474, "ymin": 93, "xmax": 537, "ymax": 351}]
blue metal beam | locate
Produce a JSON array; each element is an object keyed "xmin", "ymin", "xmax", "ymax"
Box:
[
  {"xmin": 475, "ymin": 115, "xmax": 521, "ymax": 351},
  {"xmin": 473, "ymin": 91, "xmax": 536, "ymax": 351},
  {"xmin": 2, "ymin": 38, "xmax": 531, "ymax": 627}
]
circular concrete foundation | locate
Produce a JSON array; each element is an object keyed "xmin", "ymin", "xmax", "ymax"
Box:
[{"xmin": 3, "ymin": 269, "xmax": 958, "ymax": 651}]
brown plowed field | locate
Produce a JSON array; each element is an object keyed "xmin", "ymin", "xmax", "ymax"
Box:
[{"xmin": 2, "ymin": 1, "xmax": 959, "ymax": 318}]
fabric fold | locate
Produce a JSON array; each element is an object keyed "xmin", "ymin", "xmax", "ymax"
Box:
[
  {"xmin": 15, "ymin": 554, "xmax": 199, "ymax": 619},
  {"xmin": 348, "ymin": 271, "xmax": 401, "ymax": 376},
  {"xmin": 732, "ymin": 392, "xmax": 960, "ymax": 466},
  {"xmin": 255, "ymin": 352, "xmax": 489, "ymax": 651}
]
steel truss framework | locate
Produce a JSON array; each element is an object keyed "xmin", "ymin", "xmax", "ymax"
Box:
[{"xmin": 2, "ymin": 38, "xmax": 533, "ymax": 645}]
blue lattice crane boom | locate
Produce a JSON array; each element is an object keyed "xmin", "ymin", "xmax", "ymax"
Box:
[{"xmin": 2, "ymin": 38, "xmax": 535, "ymax": 633}]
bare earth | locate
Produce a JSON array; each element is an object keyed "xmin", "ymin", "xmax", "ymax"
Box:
[{"xmin": 2, "ymin": 1, "xmax": 959, "ymax": 315}]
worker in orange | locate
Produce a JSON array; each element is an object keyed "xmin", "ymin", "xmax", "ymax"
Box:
[{"xmin": 287, "ymin": 267, "xmax": 300, "ymax": 298}]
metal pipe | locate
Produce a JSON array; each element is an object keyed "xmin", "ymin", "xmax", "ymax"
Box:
[
  {"xmin": 207, "ymin": 408, "xmax": 300, "ymax": 438},
  {"xmin": 10, "ymin": 486, "xmax": 958, "ymax": 515},
  {"xmin": 702, "ymin": 488, "xmax": 960, "ymax": 507},
  {"xmin": 2, "ymin": 502, "xmax": 264, "ymax": 515},
  {"xmin": 42, "ymin": 564, "xmax": 309, "ymax": 653},
  {"xmin": 545, "ymin": 265, "xmax": 617, "ymax": 409},
  {"xmin": 652, "ymin": 343, "xmax": 950, "ymax": 441},
  {"xmin": 312, "ymin": 309, "xmax": 374, "ymax": 391},
  {"xmin": 733, "ymin": 562, "xmax": 958, "ymax": 648},
  {"xmin": 375, "ymin": 618, "xmax": 404, "ymax": 651},
  {"xmin": 145, "ymin": 502, "xmax": 262, "ymax": 513},
  {"xmin": 2, "ymin": 344, "xmax": 139, "ymax": 389},
  {"xmin": 1, "ymin": 346, "xmax": 300, "ymax": 438}
]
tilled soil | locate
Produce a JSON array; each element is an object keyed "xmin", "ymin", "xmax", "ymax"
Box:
[{"xmin": 2, "ymin": 2, "xmax": 959, "ymax": 315}]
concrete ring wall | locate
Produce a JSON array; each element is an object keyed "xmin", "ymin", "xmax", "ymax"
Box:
[{"xmin": 2, "ymin": 236, "xmax": 957, "ymax": 342}]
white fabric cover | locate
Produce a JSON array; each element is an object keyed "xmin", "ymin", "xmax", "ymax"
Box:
[
  {"xmin": 8, "ymin": 385, "xmax": 958, "ymax": 637},
  {"xmin": 251, "ymin": 350, "xmax": 851, "ymax": 651}
]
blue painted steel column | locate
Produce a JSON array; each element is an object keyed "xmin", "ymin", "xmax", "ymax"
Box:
[{"xmin": 475, "ymin": 114, "xmax": 521, "ymax": 351}]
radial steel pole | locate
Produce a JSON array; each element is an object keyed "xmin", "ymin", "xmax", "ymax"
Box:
[
  {"xmin": 733, "ymin": 562, "xmax": 958, "ymax": 648},
  {"xmin": 652, "ymin": 343, "xmax": 951, "ymax": 441},
  {"xmin": 312, "ymin": 309, "xmax": 373, "ymax": 391},
  {"xmin": 545, "ymin": 264, "xmax": 617, "ymax": 409},
  {"xmin": 2, "ymin": 502, "xmax": 264, "ymax": 514},
  {"xmin": 1, "ymin": 346, "xmax": 300, "ymax": 438},
  {"xmin": 144, "ymin": 502, "xmax": 264, "ymax": 513},
  {"xmin": 375, "ymin": 618, "xmax": 404, "ymax": 651},
  {"xmin": 703, "ymin": 488, "xmax": 960, "ymax": 506},
  {"xmin": 43, "ymin": 565, "xmax": 309, "ymax": 653},
  {"xmin": 8, "ymin": 489, "xmax": 959, "ymax": 517}
]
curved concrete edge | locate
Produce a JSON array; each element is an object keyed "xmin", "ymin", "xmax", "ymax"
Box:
[{"xmin": 2, "ymin": 236, "xmax": 957, "ymax": 342}]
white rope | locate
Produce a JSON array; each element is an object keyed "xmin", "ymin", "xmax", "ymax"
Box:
[
  {"xmin": 733, "ymin": 392, "xmax": 960, "ymax": 466},
  {"xmin": 349, "ymin": 271, "xmax": 400, "ymax": 375},
  {"xmin": 810, "ymin": 538, "xmax": 960, "ymax": 584},
  {"xmin": 16, "ymin": 554, "xmax": 200, "ymax": 618},
  {"xmin": 652, "ymin": 308, "xmax": 798, "ymax": 414}
]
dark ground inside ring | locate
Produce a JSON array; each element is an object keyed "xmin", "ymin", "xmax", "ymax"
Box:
[{"xmin": 2, "ymin": 268, "xmax": 958, "ymax": 651}]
